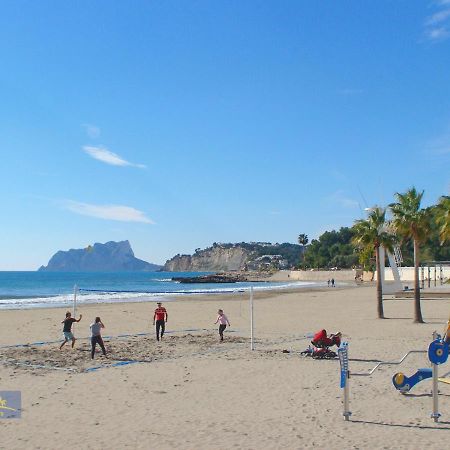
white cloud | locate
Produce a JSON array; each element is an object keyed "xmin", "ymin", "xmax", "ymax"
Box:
[
  {"xmin": 425, "ymin": 9, "xmax": 450, "ymax": 26},
  {"xmin": 82, "ymin": 123, "xmax": 101, "ymax": 139},
  {"xmin": 329, "ymin": 190, "xmax": 359, "ymax": 209},
  {"xmin": 83, "ymin": 146, "xmax": 146, "ymax": 168},
  {"xmin": 426, "ymin": 26, "xmax": 450, "ymax": 40},
  {"xmin": 424, "ymin": 4, "xmax": 450, "ymax": 41},
  {"xmin": 63, "ymin": 200, "xmax": 155, "ymax": 224}
]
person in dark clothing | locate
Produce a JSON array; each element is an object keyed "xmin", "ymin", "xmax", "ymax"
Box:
[
  {"xmin": 60, "ymin": 311, "xmax": 82, "ymax": 349},
  {"xmin": 153, "ymin": 302, "xmax": 168, "ymax": 341},
  {"xmin": 90, "ymin": 316, "xmax": 106, "ymax": 359}
]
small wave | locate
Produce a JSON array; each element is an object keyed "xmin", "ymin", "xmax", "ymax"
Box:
[{"xmin": 0, "ymin": 280, "xmax": 319, "ymax": 309}]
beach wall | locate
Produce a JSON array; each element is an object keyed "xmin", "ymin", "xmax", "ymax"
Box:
[
  {"xmin": 381, "ymin": 266, "xmax": 450, "ymax": 282},
  {"xmin": 270, "ymin": 269, "xmax": 357, "ymax": 282},
  {"xmin": 271, "ymin": 267, "xmax": 450, "ymax": 283}
]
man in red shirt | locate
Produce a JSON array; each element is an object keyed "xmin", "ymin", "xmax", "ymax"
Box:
[{"xmin": 153, "ymin": 302, "xmax": 168, "ymax": 341}]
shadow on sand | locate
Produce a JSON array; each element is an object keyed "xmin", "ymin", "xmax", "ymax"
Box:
[{"xmin": 350, "ymin": 419, "xmax": 450, "ymax": 430}]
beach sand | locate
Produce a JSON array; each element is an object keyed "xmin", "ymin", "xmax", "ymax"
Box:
[{"xmin": 1, "ymin": 284, "xmax": 450, "ymax": 449}]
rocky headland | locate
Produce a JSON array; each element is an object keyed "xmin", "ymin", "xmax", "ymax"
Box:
[{"xmin": 38, "ymin": 240, "xmax": 162, "ymax": 272}]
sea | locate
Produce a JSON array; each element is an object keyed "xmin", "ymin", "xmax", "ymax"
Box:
[{"xmin": 0, "ymin": 271, "xmax": 320, "ymax": 310}]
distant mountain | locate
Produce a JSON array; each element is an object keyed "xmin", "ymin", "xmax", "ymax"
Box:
[
  {"xmin": 163, "ymin": 242, "xmax": 302, "ymax": 272},
  {"xmin": 38, "ymin": 240, "xmax": 162, "ymax": 272}
]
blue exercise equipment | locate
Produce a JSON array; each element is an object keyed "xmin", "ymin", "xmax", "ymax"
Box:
[
  {"xmin": 428, "ymin": 339, "xmax": 449, "ymax": 365},
  {"xmin": 392, "ymin": 334, "xmax": 449, "ymax": 393},
  {"xmin": 392, "ymin": 368, "xmax": 432, "ymax": 393}
]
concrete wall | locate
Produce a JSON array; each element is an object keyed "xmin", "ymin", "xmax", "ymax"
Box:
[
  {"xmin": 380, "ymin": 266, "xmax": 450, "ymax": 282},
  {"xmin": 270, "ymin": 267, "xmax": 450, "ymax": 283},
  {"xmin": 270, "ymin": 269, "xmax": 358, "ymax": 282}
]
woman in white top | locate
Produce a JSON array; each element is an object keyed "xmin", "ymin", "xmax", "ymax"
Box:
[{"xmin": 90, "ymin": 317, "xmax": 106, "ymax": 359}]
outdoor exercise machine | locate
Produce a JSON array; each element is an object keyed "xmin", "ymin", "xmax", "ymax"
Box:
[{"xmin": 338, "ymin": 329, "xmax": 449, "ymax": 423}]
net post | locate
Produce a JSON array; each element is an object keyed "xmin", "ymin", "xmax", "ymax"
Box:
[{"xmin": 250, "ymin": 286, "xmax": 254, "ymax": 351}]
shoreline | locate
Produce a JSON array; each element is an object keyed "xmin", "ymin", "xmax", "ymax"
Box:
[{"xmin": 0, "ymin": 280, "xmax": 358, "ymax": 311}]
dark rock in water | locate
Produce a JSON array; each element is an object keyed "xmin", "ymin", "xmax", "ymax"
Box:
[
  {"xmin": 38, "ymin": 240, "xmax": 162, "ymax": 272},
  {"xmin": 172, "ymin": 272, "xmax": 265, "ymax": 284}
]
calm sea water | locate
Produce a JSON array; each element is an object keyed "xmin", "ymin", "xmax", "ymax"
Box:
[{"xmin": 0, "ymin": 271, "xmax": 318, "ymax": 309}]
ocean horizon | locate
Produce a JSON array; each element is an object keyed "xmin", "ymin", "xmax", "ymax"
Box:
[{"xmin": 0, "ymin": 271, "xmax": 320, "ymax": 310}]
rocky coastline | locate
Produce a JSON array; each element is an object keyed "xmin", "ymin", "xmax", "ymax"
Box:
[{"xmin": 172, "ymin": 271, "xmax": 273, "ymax": 284}]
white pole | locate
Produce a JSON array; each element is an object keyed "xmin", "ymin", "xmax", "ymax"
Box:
[
  {"xmin": 344, "ymin": 373, "xmax": 350, "ymax": 421},
  {"xmin": 431, "ymin": 332, "xmax": 440, "ymax": 422},
  {"xmin": 250, "ymin": 286, "xmax": 254, "ymax": 351},
  {"xmin": 73, "ymin": 284, "xmax": 78, "ymax": 317}
]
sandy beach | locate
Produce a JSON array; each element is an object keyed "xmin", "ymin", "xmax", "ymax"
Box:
[{"xmin": 1, "ymin": 283, "xmax": 450, "ymax": 449}]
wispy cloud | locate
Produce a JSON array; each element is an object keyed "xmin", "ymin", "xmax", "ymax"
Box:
[
  {"xmin": 63, "ymin": 200, "xmax": 155, "ymax": 223},
  {"xmin": 328, "ymin": 190, "xmax": 359, "ymax": 209},
  {"xmin": 82, "ymin": 123, "xmax": 101, "ymax": 139},
  {"xmin": 424, "ymin": 3, "xmax": 450, "ymax": 41},
  {"xmin": 83, "ymin": 146, "xmax": 146, "ymax": 168}
]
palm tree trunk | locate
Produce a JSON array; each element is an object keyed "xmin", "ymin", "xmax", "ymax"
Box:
[
  {"xmin": 413, "ymin": 239, "xmax": 424, "ymax": 323},
  {"xmin": 375, "ymin": 246, "xmax": 384, "ymax": 319}
]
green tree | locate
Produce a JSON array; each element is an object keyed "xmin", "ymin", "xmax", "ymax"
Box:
[
  {"xmin": 352, "ymin": 207, "xmax": 396, "ymax": 319},
  {"xmin": 390, "ymin": 188, "xmax": 430, "ymax": 323},
  {"xmin": 435, "ymin": 195, "xmax": 450, "ymax": 245},
  {"xmin": 298, "ymin": 234, "xmax": 309, "ymax": 264}
]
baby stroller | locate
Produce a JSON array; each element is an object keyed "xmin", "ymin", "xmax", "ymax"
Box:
[{"xmin": 301, "ymin": 329, "xmax": 342, "ymax": 359}]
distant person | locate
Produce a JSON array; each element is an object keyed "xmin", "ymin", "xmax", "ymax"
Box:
[
  {"xmin": 331, "ymin": 278, "xmax": 335, "ymax": 287},
  {"xmin": 153, "ymin": 302, "xmax": 168, "ymax": 341},
  {"xmin": 327, "ymin": 279, "xmax": 330, "ymax": 287},
  {"xmin": 214, "ymin": 309, "xmax": 231, "ymax": 341},
  {"xmin": 59, "ymin": 311, "xmax": 82, "ymax": 350},
  {"xmin": 90, "ymin": 317, "xmax": 106, "ymax": 359}
]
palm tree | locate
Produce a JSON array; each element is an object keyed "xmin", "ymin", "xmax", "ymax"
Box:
[
  {"xmin": 435, "ymin": 195, "xmax": 450, "ymax": 245},
  {"xmin": 352, "ymin": 207, "xmax": 396, "ymax": 319},
  {"xmin": 298, "ymin": 233, "xmax": 309, "ymax": 265},
  {"xmin": 390, "ymin": 187, "xmax": 430, "ymax": 323}
]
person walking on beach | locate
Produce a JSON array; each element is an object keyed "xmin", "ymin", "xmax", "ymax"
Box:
[
  {"xmin": 90, "ymin": 316, "xmax": 106, "ymax": 359},
  {"xmin": 59, "ymin": 311, "xmax": 82, "ymax": 349},
  {"xmin": 331, "ymin": 278, "xmax": 335, "ymax": 287},
  {"xmin": 153, "ymin": 302, "xmax": 168, "ymax": 341},
  {"xmin": 214, "ymin": 309, "xmax": 231, "ymax": 341}
]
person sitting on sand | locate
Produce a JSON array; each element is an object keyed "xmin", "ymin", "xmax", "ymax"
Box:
[
  {"xmin": 153, "ymin": 302, "xmax": 168, "ymax": 341},
  {"xmin": 311, "ymin": 329, "xmax": 341, "ymax": 348},
  {"xmin": 60, "ymin": 311, "xmax": 82, "ymax": 349},
  {"xmin": 214, "ymin": 309, "xmax": 231, "ymax": 341},
  {"xmin": 90, "ymin": 316, "xmax": 106, "ymax": 359}
]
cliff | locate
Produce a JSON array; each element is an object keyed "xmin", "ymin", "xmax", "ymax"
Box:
[
  {"xmin": 163, "ymin": 242, "xmax": 302, "ymax": 272},
  {"xmin": 164, "ymin": 246, "xmax": 250, "ymax": 272},
  {"xmin": 38, "ymin": 240, "xmax": 161, "ymax": 272}
]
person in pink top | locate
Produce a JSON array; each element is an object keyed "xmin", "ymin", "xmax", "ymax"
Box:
[{"xmin": 214, "ymin": 309, "xmax": 231, "ymax": 341}]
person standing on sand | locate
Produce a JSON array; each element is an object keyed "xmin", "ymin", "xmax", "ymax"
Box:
[
  {"xmin": 153, "ymin": 302, "xmax": 168, "ymax": 341},
  {"xmin": 331, "ymin": 278, "xmax": 335, "ymax": 287},
  {"xmin": 90, "ymin": 316, "xmax": 106, "ymax": 359},
  {"xmin": 59, "ymin": 311, "xmax": 82, "ymax": 349},
  {"xmin": 214, "ymin": 309, "xmax": 231, "ymax": 341}
]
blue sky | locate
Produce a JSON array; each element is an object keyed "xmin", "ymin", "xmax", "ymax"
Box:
[{"xmin": 1, "ymin": 1, "xmax": 449, "ymax": 270}]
